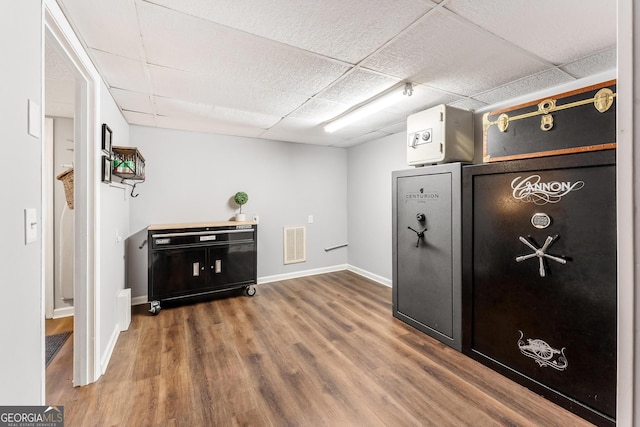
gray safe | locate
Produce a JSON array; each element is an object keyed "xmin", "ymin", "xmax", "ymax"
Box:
[{"xmin": 392, "ymin": 163, "xmax": 462, "ymax": 351}]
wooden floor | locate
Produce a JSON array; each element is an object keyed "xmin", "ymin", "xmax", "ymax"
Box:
[{"xmin": 46, "ymin": 271, "xmax": 593, "ymax": 426}]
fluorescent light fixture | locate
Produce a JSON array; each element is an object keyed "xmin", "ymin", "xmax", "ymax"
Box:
[{"xmin": 324, "ymin": 83, "xmax": 413, "ymax": 133}]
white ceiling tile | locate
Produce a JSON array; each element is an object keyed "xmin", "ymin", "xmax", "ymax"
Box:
[
  {"xmin": 45, "ymin": 45, "xmax": 74, "ymax": 117},
  {"xmin": 260, "ymin": 117, "xmax": 349, "ymax": 145},
  {"xmin": 448, "ymin": 98, "xmax": 489, "ymax": 112},
  {"xmin": 289, "ymin": 98, "xmax": 349, "ymax": 123},
  {"xmin": 383, "ymin": 84, "xmax": 463, "ymax": 115},
  {"xmin": 336, "ymin": 131, "xmax": 392, "ymax": 148},
  {"xmin": 560, "ymin": 48, "xmax": 617, "ymax": 78},
  {"xmin": 155, "ymin": 97, "xmax": 282, "ymax": 129},
  {"xmin": 137, "ymin": 2, "xmax": 350, "ymax": 96},
  {"xmin": 328, "ymin": 108, "xmax": 408, "ymax": 137},
  {"xmin": 445, "ymin": 0, "xmax": 616, "ymax": 64},
  {"xmin": 362, "ymin": 9, "xmax": 550, "ymax": 95},
  {"xmin": 45, "ymin": 102, "xmax": 75, "ymax": 119},
  {"xmin": 317, "ymin": 70, "xmax": 401, "ymax": 105},
  {"xmin": 378, "ymin": 121, "xmax": 407, "ymax": 135},
  {"xmin": 303, "ymin": 84, "xmax": 462, "ymax": 129},
  {"xmin": 45, "ymin": 79, "xmax": 75, "ymax": 106},
  {"xmin": 123, "ymin": 111, "xmax": 157, "ymax": 127},
  {"xmin": 59, "ymin": 0, "xmax": 142, "ymax": 58},
  {"xmin": 473, "ymin": 69, "xmax": 576, "ymax": 105},
  {"xmin": 149, "ymin": 66, "xmax": 308, "ymax": 118},
  {"xmin": 90, "ymin": 50, "xmax": 149, "ymax": 92},
  {"xmin": 56, "ymin": 0, "xmax": 619, "ymax": 146},
  {"xmin": 144, "ymin": 0, "xmax": 433, "ymax": 63},
  {"xmin": 45, "ymin": 44, "xmax": 74, "ymax": 81},
  {"xmin": 110, "ymin": 88, "xmax": 153, "ymax": 114},
  {"xmin": 156, "ymin": 115, "xmax": 265, "ymax": 139}
]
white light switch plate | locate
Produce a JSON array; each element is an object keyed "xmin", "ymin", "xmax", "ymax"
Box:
[
  {"xmin": 24, "ymin": 208, "xmax": 37, "ymax": 244},
  {"xmin": 28, "ymin": 99, "xmax": 41, "ymax": 138}
]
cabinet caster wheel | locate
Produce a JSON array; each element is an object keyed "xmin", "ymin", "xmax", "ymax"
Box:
[
  {"xmin": 244, "ymin": 285, "xmax": 256, "ymax": 297},
  {"xmin": 149, "ymin": 301, "xmax": 161, "ymax": 315}
]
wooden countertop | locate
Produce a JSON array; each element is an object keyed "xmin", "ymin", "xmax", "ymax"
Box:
[{"xmin": 148, "ymin": 221, "xmax": 257, "ymax": 230}]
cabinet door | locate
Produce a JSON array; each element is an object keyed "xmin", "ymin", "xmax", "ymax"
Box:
[
  {"xmin": 150, "ymin": 247, "xmax": 207, "ymax": 300},
  {"xmin": 208, "ymin": 242, "xmax": 256, "ymax": 288},
  {"xmin": 467, "ymin": 160, "xmax": 616, "ymax": 421},
  {"xmin": 395, "ymin": 170, "xmax": 459, "ymax": 347}
]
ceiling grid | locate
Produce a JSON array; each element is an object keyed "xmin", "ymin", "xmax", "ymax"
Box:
[{"xmin": 48, "ymin": 0, "xmax": 616, "ymax": 147}]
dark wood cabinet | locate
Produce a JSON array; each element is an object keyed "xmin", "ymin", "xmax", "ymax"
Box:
[{"xmin": 147, "ymin": 222, "xmax": 257, "ymax": 313}]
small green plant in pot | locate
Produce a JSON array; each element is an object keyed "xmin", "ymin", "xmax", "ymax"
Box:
[{"xmin": 234, "ymin": 191, "xmax": 248, "ymax": 221}]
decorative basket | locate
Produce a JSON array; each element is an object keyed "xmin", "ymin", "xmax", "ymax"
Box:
[
  {"xmin": 56, "ymin": 168, "xmax": 74, "ymax": 209},
  {"xmin": 112, "ymin": 146, "xmax": 145, "ymax": 179}
]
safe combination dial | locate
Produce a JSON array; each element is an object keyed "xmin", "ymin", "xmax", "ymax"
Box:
[{"xmin": 515, "ymin": 235, "xmax": 567, "ymax": 277}]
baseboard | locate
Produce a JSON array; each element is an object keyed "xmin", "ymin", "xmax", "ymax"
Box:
[
  {"xmin": 100, "ymin": 326, "xmax": 120, "ymax": 375},
  {"xmin": 346, "ymin": 265, "xmax": 392, "ymax": 287},
  {"xmin": 52, "ymin": 306, "xmax": 74, "ymax": 319},
  {"xmin": 258, "ymin": 264, "xmax": 348, "ymax": 284}
]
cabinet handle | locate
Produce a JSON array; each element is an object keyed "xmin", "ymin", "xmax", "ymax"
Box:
[
  {"xmin": 193, "ymin": 262, "xmax": 200, "ymax": 277},
  {"xmin": 214, "ymin": 259, "xmax": 222, "ymax": 273}
]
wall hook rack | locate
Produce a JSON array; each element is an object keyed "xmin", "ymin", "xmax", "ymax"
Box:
[
  {"xmin": 111, "ymin": 146, "xmax": 146, "ymax": 198},
  {"xmin": 120, "ymin": 179, "xmax": 144, "ymax": 197}
]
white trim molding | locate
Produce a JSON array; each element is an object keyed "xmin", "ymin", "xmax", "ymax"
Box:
[
  {"xmin": 258, "ymin": 264, "xmax": 348, "ymax": 284},
  {"xmin": 347, "ymin": 265, "xmax": 391, "ymax": 287}
]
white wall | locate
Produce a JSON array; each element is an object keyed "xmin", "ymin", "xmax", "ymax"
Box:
[
  {"xmin": 52, "ymin": 117, "xmax": 74, "ymax": 309},
  {"xmin": 98, "ymin": 81, "xmax": 130, "ymax": 372},
  {"xmin": 127, "ymin": 126, "xmax": 348, "ymax": 298},
  {"xmin": 346, "ymin": 134, "xmax": 407, "ymax": 285},
  {"xmin": 0, "ymin": 0, "xmax": 44, "ymax": 404}
]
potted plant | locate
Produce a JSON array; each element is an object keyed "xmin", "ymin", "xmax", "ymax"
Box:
[{"xmin": 234, "ymin": 191, "xmax": 248, "ymax": 221}]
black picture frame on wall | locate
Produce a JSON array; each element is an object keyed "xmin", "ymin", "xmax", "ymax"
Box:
[
  {"xmin": 101, "ymin": 155, "xmax": 111, "ymax": 183},
  {"xmin": 102, "ymin": 123, "xmax": 112, "ymax": 154}
]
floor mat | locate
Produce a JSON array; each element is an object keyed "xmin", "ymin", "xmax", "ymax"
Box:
[{"xmin": 45, "ymin": 332, "xmax": 72, "ymax": 367}]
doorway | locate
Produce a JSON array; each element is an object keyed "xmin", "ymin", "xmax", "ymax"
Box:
[
  {"xmin": 44, "ymin": 0, "xmax": 98, "ymax": 389},
  {"xmin": 44, "ymin": 41, "xmax": 76, "ymax": 387},
  {"xmin": 44, "ymin": 47, "xmax": 75, "ymax": 320}
]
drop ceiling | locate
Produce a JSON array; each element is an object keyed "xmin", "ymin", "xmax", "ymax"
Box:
[{"xmin": 53, "ymin": 0, "xmax": 616, "ymax": 147}]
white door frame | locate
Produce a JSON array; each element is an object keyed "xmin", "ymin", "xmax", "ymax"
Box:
[
  {"xmin": 44, "ymin": 117, "xmax": 55, "ymax": 319},
  {"xmin": 44, "ymin": 0, "xmax": 99, "ymax": 387},
  {"xmin": 616, "ymin": 0, "xmax": 637, "ymax": 425}
]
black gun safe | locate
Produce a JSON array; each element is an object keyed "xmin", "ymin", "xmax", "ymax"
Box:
[
  {"xmin": 392, "ymin": 162, "xmax": 462, "ymax": 351},
  {"xmin": 462, "ymin": 150, "xmax": 616, "ymax": 426},
  {"xmin": 148, "ymin": 222, "xmax": 258, "ymax": 314}
]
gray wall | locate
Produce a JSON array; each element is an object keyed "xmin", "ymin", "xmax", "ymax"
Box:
[
  {"xmin": 127, "ymin": 126, "xmax": 348, "ymax": 298},
  {"xmin": 0, "ymin": 0, "xmax": 44, "ymax": 404},
  {"xmin": 346, "ymin": 133, "xmax": 407, "ymax": 284},
  {"xmin": 99, "ymin": 81, "xmax": 131, "ymax": 367}
]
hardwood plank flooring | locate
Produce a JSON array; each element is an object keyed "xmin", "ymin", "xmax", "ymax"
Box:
[
  {"xmin": 46, "ymin": 271, "xmax": 593, "ymax": 426},
  {"xmin": 45, "ymin": 315, "xmax": 73, "ymax": 336},
  {"xmin": 45, "ymin": 315, "xmax": 74, "ymax": 395}
]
